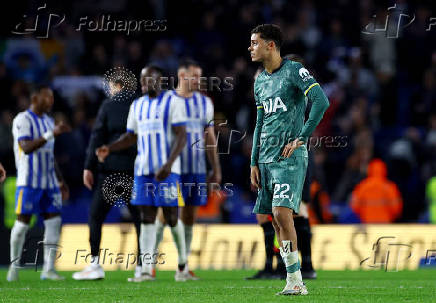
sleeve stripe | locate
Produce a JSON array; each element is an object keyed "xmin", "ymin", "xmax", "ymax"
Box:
[
  {"xmin": 304, "ymin": 83, "xmax": 320, "ymax": 96},
  {"xmin": 172, "ymin": 122, "xmax": 187, "ymax": 126},
  {"xmin": 17, "ymin": 136, "xmax": 32, "ymax": 141},
  {"xmin": 257, "ymin": 106, "xmax": 263, "ymax": 109},
  {"xmin": 126, "ymin": 128, "xmax": 135, "ymax": 133}
]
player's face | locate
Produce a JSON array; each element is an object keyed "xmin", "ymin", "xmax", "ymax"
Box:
[
  {"xmin": 38, "ymin": 88, "xmax": 54, "ymax": 112},
  {"xmin": 248, "ymin": 33, "xmax": 268, "ymax": 62},
  {"xmin": 140, "ymin": 67, "xmax": 161, "ymax": 96},
  {"xmin": 109, "ymin": 81, "xmax": 122, "ymax": 96},
  {"xmin": 183, "ymin": 66, "xmax": 202, "ymax": 92}
]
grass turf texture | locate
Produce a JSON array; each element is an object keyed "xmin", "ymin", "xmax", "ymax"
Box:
[{"xmin": 0, "ymin": 269, "xmax": 435, "ymax": 302}]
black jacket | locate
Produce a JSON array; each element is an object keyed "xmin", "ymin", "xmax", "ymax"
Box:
[{"xmin": 84, "ymin": 95, "xmax": 137, "ymax": 173}]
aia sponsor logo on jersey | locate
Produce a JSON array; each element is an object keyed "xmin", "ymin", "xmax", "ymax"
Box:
[{"xmin": 262, "ymin": 97, "xmax": 287, "ymax": 114}]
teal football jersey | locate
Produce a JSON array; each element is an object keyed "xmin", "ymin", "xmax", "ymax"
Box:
[{"xmin": 253, "ymin": 59, "xmax": 319, "ymax": 163}]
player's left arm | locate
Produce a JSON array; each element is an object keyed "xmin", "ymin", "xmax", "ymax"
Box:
[
  {"xmin": 204, "ymin": 98, "xmax": 221, "ymax": 184},
  {"xmin": 282, "ymin": 63, "xmax": 329, "ymax": 158},
  {"xmin": 54, "ymin": 160, "xmax": 69, "ymax": 200},
  {"xmin": 293, "ymin": 63, "xmax": 330, "ymax": 142},
  {"xmin": 155, "ymin": 125, "xmax": 187, "ymax": 181},
  {"xmin": 155, "ymin": 98, "xmax": 187, "ymax": 181}
]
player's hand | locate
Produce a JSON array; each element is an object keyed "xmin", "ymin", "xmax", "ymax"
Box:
[
  {"xmin": 281, "ymin": 138, "xmax": 304, "ymax": 158},
  {"xmin": 250, "ymin": 165, "xmax": 261, "ymax": 190},
  {"xmin": 96, "ymin": 145, "xmax": 110, "ymax": 163},
  {"xmin": 155, "ymin": 163, "xmax": 171, "ymax": 181},
  {"xmin": 53, "ymin": 121, "xmax": 72, "ymax": 137},
  {"xmin": 59, "ymin": 181, "xmax": 70, "ymax": 201},
  {"xmin": 0, "ymin": 162, "xmax": 6, "ymax": 183},
  {"xmin": 207, "ymin": 169, "xmax": 222, "ymax": 184},
  {"xmin": 83, "ymin": 169, "xmax": 94, "ymax": 190}
]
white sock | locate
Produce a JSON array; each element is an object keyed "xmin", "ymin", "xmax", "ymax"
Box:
[
  {"xmin": 140, "ymin": 223, "xmax": 156, "ymax": 275},
  {"xmin": 10, "ymin": 220, "xmax": 29, "ymax": 268},
  {"xmin": 154, "ymin": 219, "xmax": 165, "ymax": 254},
  {"xmin": 184, "ymin": 222, "xmax": 193, "ymax": 259},
  {"xmin": 90, "ymin": 255, "xmax": 100, "ymax": 267},
  {"xmin": 43, "ymin": 216, "xmax": 62, "ymax": 272},
  {"xmin": 170, "ymin": 219, "xmax": 186, "ymax": 267},
  {"xmin": 280, "ymin": 240, "xmax": 302, "ymax": 282}
]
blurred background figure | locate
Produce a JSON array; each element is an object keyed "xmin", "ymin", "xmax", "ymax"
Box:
[
  {"xmin": 351, "ymin": 159, "xmax": 403, "ymax": 223},
  {"xmin": 72, "ymin": 76, "xmax": 142, "ymax": 281}
]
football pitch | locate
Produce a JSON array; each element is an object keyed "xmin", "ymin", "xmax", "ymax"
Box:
[{"xmin": 0, "ymin": 269, "xmax": 435, "ymax": 302}]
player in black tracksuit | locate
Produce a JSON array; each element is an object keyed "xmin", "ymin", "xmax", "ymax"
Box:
[{"xmin": 72, "ymin": 81, "xmax": 142, "ymax": 280}]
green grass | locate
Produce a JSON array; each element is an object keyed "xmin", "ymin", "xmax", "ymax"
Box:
[{"xmin": 0, "ymin": 269, "xmax": 435, "ymax": 302}]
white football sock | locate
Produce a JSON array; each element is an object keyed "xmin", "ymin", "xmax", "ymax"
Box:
[
  {"xmin": 90, "ymin": 255, "xmax": 100, "ymax": 267},
  {"xmin": 170, "ymin": 219, "xmax": 186, "ymax": 266},
  {"xmin": 140, "ymin": 223, "xmax": 156, "ymax": 275},
  {"xmin": 154, "ymin": 219, "xmax": 165, "ymax": 254},
  {"xmin": 280, "ymin": 240, "xmax": 302, "ymax": 282},
  {"xmin": 10, "ymin": 220, "xmax": 29, "ymax": 268},
  {"xmin": 184, "ymin": 222, "xmax": 193, "ymax": 259},
  {"xmin": 43, "ymin": 216, "xmax": 62, "ymax": 272}
]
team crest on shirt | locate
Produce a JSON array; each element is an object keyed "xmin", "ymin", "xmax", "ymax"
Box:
[
  {"xmin": 298, "ymin": 67, "xmax": 313, "ymax": 82},
  {"xmin": 160, "ymin": 183, "xmax": 178, "ymax": 202}
]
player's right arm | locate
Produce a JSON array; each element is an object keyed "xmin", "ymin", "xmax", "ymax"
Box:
[
  {"xmin": 0, "ymin": 162, "xmax": 6, "ymax": 183},
  {"xmin": 84, "ymin": 102, "xmax": 108, "ymax": 189},
  {"xmin": 96, "ymin": 101, "xmax": 137, "ymax": 162},
  {"xmin": 15, "ymin": 114, "xmax": 70, "ymax": 154},
  {"xmin": 250, "ymin": 86, "xmax": 264, "ymax": 189},
  {"xmin": 155, "ymin": 96, "xmax": 187, "ymax": 181}
]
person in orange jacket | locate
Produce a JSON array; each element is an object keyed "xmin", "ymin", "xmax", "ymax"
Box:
[{"xmin": 351, "ymin": 159, "xmax": 403, "ymax": 223}]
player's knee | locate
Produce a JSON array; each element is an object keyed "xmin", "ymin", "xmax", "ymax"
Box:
[
  {"xmin": 89, "ymin": 211, "xmax": 105, "ymax": 223},
  {"xmin": 17, "ymin": 215, "xmax": 31, "ymax": 225},
  {"xmin": 181, "ymin": 213, "xmax": 194, "ymax": 226},
  {"xmin": 181, "ymin": 206, "xmax": 196, "ymax": 225},
  {"xmin": 271, "ymin": 218, "xmax": 280, "ymax": 233},
  {"xmin": 165, "ymin": 213, "xmax": 178, "ymax": 227},
  {"xmin": 272, "ymin": 208, "xmax": 282, "ymax": 222},
  {"xmin": 256, "ymin": 214, "xmax": 269, "ymax": 224},
  {"xmin": 141, "ymin": 214, "xmax": 155, "ymax": 224}
]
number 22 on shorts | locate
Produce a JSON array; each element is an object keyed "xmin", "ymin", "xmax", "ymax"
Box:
[{"xmin": 273, "ymin": 183, "xmax": 290, "ymax": 199}]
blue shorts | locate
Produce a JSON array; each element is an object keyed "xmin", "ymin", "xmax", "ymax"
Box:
[
  {"xmin": 131, "ymin": 174, "xmax": 184, "ymax": 207},
  {"xmin": 180, "ymin": 174, "xmax": 207, "ymax": 206},
  {"xmin": 15, "ymin": 186, "xmax": 62, "ymax": 215}
]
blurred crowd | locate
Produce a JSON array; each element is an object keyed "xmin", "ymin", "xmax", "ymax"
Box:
[{"xmin": 0, "ymin": 0, "xmax": 435, "ymax": 223}]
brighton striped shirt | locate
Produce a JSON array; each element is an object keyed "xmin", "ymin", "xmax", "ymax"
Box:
[
  {"xmin": 172, "ymin": 91, "xmax": 214, "ymax": 175},
  {"xmin": 12, "ymin": 110, "xmax": 58, "ymax": 189},
  {"xmin": 127, "ymin": 90, "xmax": 187, "ymax": 176}
]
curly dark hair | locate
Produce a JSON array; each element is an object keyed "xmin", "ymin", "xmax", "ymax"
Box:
[{"xmin": 251, "ymin": 24, "xmax": 283, "ymax": 50}]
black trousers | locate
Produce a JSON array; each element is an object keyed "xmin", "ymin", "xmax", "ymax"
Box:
[{"xmin": 89, "ymin": 171, "xmax": 141, "ymax": 261}]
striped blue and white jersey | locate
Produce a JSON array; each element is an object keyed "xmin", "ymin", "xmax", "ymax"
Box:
[
  {"xmin": 172, "ymin": 91, "xmax": 214, "ymax": 175},
  {"xmin": 12, "ymin": 110, "xmax": 59, "ymax": 189},
  {"xmin": 127, "ymin": 91, "xmax": 187, "ymax": 176}
]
